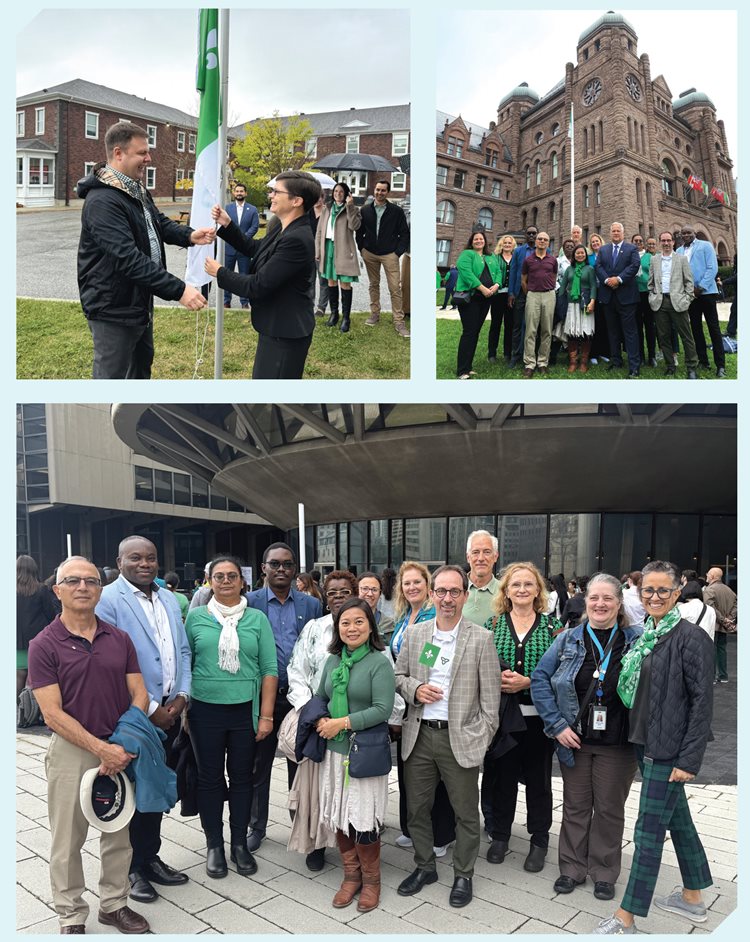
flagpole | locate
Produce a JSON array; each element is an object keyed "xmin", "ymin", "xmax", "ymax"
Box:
[
  {"xmin": 214, "ymin": 9, "xmax": 230, "ymax": 379},
  {"xmin": 569, "ymin": 103, "xmax": 575, "ymax": 231}
]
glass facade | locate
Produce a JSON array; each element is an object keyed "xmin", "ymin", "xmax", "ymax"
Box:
[
  {"xmin": 133, "ymin": 465, "xmax": 245, "ymax": 512},
  {"xmin": 309, "ymin": 512, "xmax": 735, "ymax": 578}
]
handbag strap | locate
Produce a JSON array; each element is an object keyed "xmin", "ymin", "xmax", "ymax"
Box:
[{"xmin": 695, "ymin": 603, "xmax": 707, "ymax": 627}]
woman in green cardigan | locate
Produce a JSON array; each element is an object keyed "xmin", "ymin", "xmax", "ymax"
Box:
[
  {"xmin": 185, "ymin": 556, "xmax": 278, "ymax": 879},
  {"xmin": 560, "ymin": 244, "xmax": 598, "ymax": 373},
  {"xmin": 455, "ymin": 230, "xmax": 503, "ymax": 378},
  {"xmin": 316, "ymin": 597, "xmax": 396, "ymax": 913}
]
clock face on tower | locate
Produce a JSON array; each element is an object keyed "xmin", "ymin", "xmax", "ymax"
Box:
[
  {"xmin": 626, "ymin": 74, "xmax": 642, "ymax": 101},
  {"xmin": 583, "ymin": 78, "xmax": 602, "ymax": 106}
]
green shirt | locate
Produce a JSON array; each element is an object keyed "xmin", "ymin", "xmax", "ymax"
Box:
[
  {"xmin": 463, "ymin": 575, "xmax": 500, "ymax": 627},
  {"xmin": 637, "ymin": 251, "xmax": 653, "ymax": 292},
  {"xmin": 317, "ymin": 649, "xmax": 396, "ymax": 755},
  {"xmin": 185, "ymin": 606, "xmax": 278, "ymax": 730},
  {"xmin": 173, "ymin": 591, "xmax": 189, "ymax": 621}
]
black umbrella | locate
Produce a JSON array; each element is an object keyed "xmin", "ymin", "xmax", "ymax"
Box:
[{"xmin": 313, "ymin": 152, "xmax": 397, "ymax": 173}]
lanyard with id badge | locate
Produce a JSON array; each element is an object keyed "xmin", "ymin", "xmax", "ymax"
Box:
[{"xmin": 574, "ymin": 624, "xmax": 619, "ymax": 738}]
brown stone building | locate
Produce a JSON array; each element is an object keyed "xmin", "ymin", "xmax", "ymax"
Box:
[
  {"xmin": 437, "ymin": 12, "xmax": 736, "ymax": 267},
  {"xmin": 16, "ymin": 79, "xmax": 198, "ymax": 207}
]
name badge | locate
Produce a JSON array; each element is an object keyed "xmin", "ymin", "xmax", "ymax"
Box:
[{"xmin": 589, "ymin": 705, "xmax": 608, "ymax": 732}]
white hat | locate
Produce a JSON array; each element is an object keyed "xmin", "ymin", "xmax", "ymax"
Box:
[{"xmin": 79, "ymin": 768, "xmax": 135, "ymax": 833}]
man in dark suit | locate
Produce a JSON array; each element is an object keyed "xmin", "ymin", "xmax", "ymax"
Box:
[
  {"xmin": 206, "ymin": 171, "xmax": 322, "ymax": 379},
  {"xmin": 222, "ymin": 182, "xmax": 259, "ymax": 310},
  {"xmin": 244, "ymin": 543, "xmax": 323, "ymax": 852},
  {"xmin": 595, "ymin": 222, "xmax": 642, "ymax": 377}
]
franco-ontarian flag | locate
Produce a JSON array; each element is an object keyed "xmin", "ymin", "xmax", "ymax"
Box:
[{"xmin": 186, "ymin": 8, "xmax": 221, "ymax": 288}]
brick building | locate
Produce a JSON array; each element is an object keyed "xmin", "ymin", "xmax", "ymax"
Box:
[
  {"xmin": 437, "ymin": 12, "xmax": 736, "ymax": 267},
  {"xmin": 231, "ymin": 104, "xmax": 410, "ymax": 200},
  {"xmin": 16, "ymin": 79, "xmax": 198, "ymax": 207}
]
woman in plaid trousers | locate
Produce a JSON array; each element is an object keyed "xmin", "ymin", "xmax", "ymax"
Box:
[{"xmin": 595, "ymin": 560, "xmax": 714, "ymax": 934}]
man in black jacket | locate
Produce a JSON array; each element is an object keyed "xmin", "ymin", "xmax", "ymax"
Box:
[
  {"xmin": 356, "ymin": 181, "xmax": 410, "ymax": 338},
  {"xmin": 206, "ymin": 171, "xmax": 322, "ymax": 379},
  {"xmin": 77, "ymin": 121, "xmax": 215, "ymax": 379}
]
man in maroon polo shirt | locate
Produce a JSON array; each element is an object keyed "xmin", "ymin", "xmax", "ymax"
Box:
[
  {"xmin": 28, "ymin": 556, "xmax": 151, "ymax": 935},
  {"xmin": 520, "ymin": 231, "xmax": 558, "ymax": 377}
]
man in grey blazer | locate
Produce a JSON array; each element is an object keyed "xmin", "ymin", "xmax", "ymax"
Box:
[
  {"xmin": 648, "ymin": 231, "xmax": 699, "ymax": 379},
  {"xmin": 394, "ymin": 565, "xmax": 501, "ymax": 908}
]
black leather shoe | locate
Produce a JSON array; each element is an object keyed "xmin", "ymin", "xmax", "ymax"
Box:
[
  {"xmin": 606, "ymin": 362, "xmax": 622, "ymax": 371},
  {"xmin": 554, "ymin": 875, "xmax": 584, "ymax": 894},
  {"xmin": 488, "ymin": 355, "xmax": 498, "ymax": 364},
  {"xmin": 128, "ymin": 871, "xmax": 157, "ymax": 903},
  {"xmin": 142, "ymin": 857, "xmax": 188, "ymax": 886},
  {"xmin": 687, "ymin": 370, "xmax": 698, "ymax": 379},
  {"xmin": 665, "ymin": 365, "xmax": 676, "ymax": 375},
  {"xmin": 397, "ymin": 868, "xmax": 439, "ymax": 896},
  {"xmin": 206, "ymin": 846, "xmax": 228, "ymax": 879},
  {"xmin": 246, "ymin": 829, "xmax": 264, "ymax": 853},
  {"xmin": 487, "ymin": 840, "xmax": 509, "ymax": 864},
  {"xmin": 594, "ymin": 881, "xmax": 615, "ymax": 900},
  {"xmin": 717, "ymin": 366, "xmax": 726, "ymax": 377},
  {"xmin": 648, "ymin": 357, "xmax": 658, "ymax": 367},
  {"xmin": 524, "ymin": 844, "xmax": 547, "ymax": 872},
  {"xmin": 305, "ymin": 848, "xmax": 326, "ymax": 871},
  {"xmin": 449, "ymin": 876, "xmax": 473, "ymax": 908},
  {"xmin": 627, "ymin": 369, "xmax": 640, "ymax": 378},
  {"xmin": 231, "ymin": 844, "xmax": 258, "ymax": 875}
]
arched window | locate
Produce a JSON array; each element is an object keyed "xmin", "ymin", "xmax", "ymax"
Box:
[
  {"xmin": 436, "ymin": 200, "xmax": 456, "ymax": 225},
  {"xmin": 535, "ymin": 160, "xmax": 541, "ymax": 185},
  {"xmin": 661, "ymin": 159, "xmax": 676, "ymax": 197},
  {"xmin": 521, "ymin": 210, "xmax": 528, "ymax": 229},
  {"xmin": 645, "ymin": 182, "xmax": 653, "ymax": 207},
  {"xmin": 590, "ymin": 124, "xmax": 596, "ymax": 155},
  {"xmin": 583, "ymin": 127, "xmax": 588, "ymax": 158},
  {"xmin": 548, "ymin": 201, "xmax": 557, "ymax": 222},
  {"xmin": 583, "ymin": 185, "xmax": 589, "ymax": 208},
  {"xmin": 551, "ymin": 122, "xmax": 560, "ymax": 137},
  {"xmin": 525, "ymin": 165, "xmax": 531, "ymax": 190},
  {"xmin": 535, "ymin": 131, "xmax": 544, "ymax": 145},
  {"xmin": 532, "ymin": 207, "xmax": 538, "ymax": 226},
  {"xmin": 599, "ymin": 121, "xmax": 604, "ymax": 150},
  {"xmin": 595, "ymin": 181, "xmax": 601, "ymax": 206},
  {"xmin": 551, "ymin": 152, "xmax": 559, "ymax": 179},
  {"xmin": 478, "ymin": 207, "xmax": 493, "ymax": 230},
  {"xmin": 635, "ymin": 178, "xmax": 642, "ymax": 203},
  {"xmin": 633, "ymin": 120, "xmax": 639, "ymax": 153}
]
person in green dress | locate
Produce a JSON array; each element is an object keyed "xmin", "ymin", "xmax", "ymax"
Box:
[{"xmin": 314, "ymin": 182, "xmax": 362, "ymax": 333}]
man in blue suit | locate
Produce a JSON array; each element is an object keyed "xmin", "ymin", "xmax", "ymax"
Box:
[
  {"xmin": 245, "ymin": 542, "xmax": 322, "ymax": 852},
  {"xmin": 97, "ymin": 536, "xmax": 192, "ymax": 904},
  {"xmin": 677, "ymin": 226, "xmax": 725, "ymax": 376},
  {"xmin": 595, "ymin": 222, "xmax": 643, "ymax": 377},
  {"xmin": 223, "ymin": 182, "xmax": 259, "ymax": 309}
]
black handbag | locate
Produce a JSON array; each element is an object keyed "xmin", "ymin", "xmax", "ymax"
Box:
[
  {"xmin": 452, "ymin": 289, "xmax": 472, "ymax": 307},
  {"xmin": 346, "ymin": 722, "xmax": 392, "ymax": 778}
]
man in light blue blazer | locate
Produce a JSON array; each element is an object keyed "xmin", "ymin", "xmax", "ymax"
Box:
[
  {"xmin": 677, "ymin": 226, "xmax": 725, "ymax": 376},
  {"xmin": 223, "ymin": 182, "xmax": 259, "ymax": 309},
  {"xmin": 97, "ymin": 536, "xmax": 192, "ymax": 904},
  {"xmin": 245, "ymin": 542, "xmax": 323, "ymax": 854}
]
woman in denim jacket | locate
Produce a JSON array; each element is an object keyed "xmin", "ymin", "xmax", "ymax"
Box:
[{"xmin": 531, "ymin": 573, "xmax": 641, "ymax": 902}]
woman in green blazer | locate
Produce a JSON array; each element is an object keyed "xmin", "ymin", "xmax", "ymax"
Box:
[
  {"xmin": 455, "ymin": 231, "xmax": 502, "ymax": 378},
  {"xmin": 560, "ymin": 244, "xmax": 598, "ymax": 373}
]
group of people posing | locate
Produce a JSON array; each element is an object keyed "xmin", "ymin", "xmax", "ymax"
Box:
[
  {"xmin": 447, "ymin": 221, "xmax": 729, "ymax": 379},
  {"xmin": 20, "ymin": 528, "xmax": 727, "ymax": 933}
]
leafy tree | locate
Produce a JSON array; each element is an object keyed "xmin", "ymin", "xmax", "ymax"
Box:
[{"xmin": 230, "ymin": 112, "xmax": 315, "ymax": 206}]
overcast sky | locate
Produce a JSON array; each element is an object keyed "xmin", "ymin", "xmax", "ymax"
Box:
[
  {"xmin": 437, "ymin": 10, "xmax": 737, "ymax": 166},
  {"xmin": 16, "ymin": 9, "xmax": 410, "ymax": 122}
]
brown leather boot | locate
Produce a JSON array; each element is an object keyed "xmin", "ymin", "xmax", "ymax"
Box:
[
  {"xmin": 355, "ymin": 840, "xmax": 381, "ymax": 912},
  {"xmin": 579, "ymin": 338, "xmax": 592, "ymax": 373},
  {"xmin": 567, "ymin": 341, "xmax": 578, "ymax": 373},
  {"xmin": 332, "ymin": 830, "xmax": 361, "ymax": 908}
]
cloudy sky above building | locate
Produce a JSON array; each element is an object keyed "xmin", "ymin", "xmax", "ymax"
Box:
[
  {"xmin": 17, "ymin": 8, "xmax": 410, "ymax": 123},
  {"xmin": 437, "ymin": 10, "xmax": 737, "ymax": 165}
]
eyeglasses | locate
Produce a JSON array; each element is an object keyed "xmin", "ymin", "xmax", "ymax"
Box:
[
  {"xmin": 640, "ymin": 586, "xmax": 678, "ymax": 599},
  {"xmin": 264, "ymin": 559, "xmax": 295, "ymax": 571},
  {"xmin": 212, "ymin": 572, "xmax": 239, "ymax": 583},
  {"xmin": 433, "ymin": 587, "xmax": 464, "ymax": 599},
  {"xmin": 326, "ymin": 589, "xmax": 353, "ymax": 599},
  {"xmin": 58, "ymin": 576, "xmax": 101, "ymax": 588},
  {"xmin": 526, "ymin": 230, "xmax": 538, "ymax": 236},
  {"xmin": 269, "ymin": 188, "xmax": 290, "ymax": 196},
  {"xmin": 359, "ymin": 586, "xmax": 380, "ymax": 595}
]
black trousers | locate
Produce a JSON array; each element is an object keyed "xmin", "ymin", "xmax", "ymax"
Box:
[
  {"xmin": 688, "ymin": 293, "xmax": 725, "ymax": 368},
  {"xmin": 129, "ymin": 718, "xmax": 180, "ymax": 869},
  {"xmin": 189, "ymin": 699, "xmax": 257, "ymax": 848},
  {"xmin": 249, "ymin": 691, "xmax": 296, "ymax": 836},
  {"xmin": 637, "ymin": 292, "xmax": 657, "ymax": 362},
  {"xmin": 88, "ymin": 318, "xmax": 154, "ymax": 379},
  {"xmin": 396, "ymin": 737, "xmax": 456, "ymax": 846},
  {"xmin": 253, "ymin": 332, "xmax": 313, "ymax": 379},
  {"xmin": 510, "ymin": 292, "xmax": 526, "ymax": 362},
  {"xmin": 591, "ymin": 299, "xmax": 611, "ymax": 359},
  {"xmin": 488, "ymin": 293, "xmax": 513, "ymax": 359},
  {"xmin": 485, "ymin": 715, "xmax": 554, "ymax": 848},
  {"xmin": 456, "ymin": 294, "xmax": 491, "ymax": 375},
  {"xmin": 603, "ymin": 295, "xmax": 640, "ymax": 370}
]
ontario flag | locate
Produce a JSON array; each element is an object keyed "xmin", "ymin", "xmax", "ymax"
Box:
[
  {"xmin": 687, "ymin": 174, "xmax": 709, "ymax": 195},
  {"xmin": 711, "ymin": 186, "xmax": 730, "ymax": 207},
  {"xmin": 185, "ymin": 9, "xmax": 221, "ymax": 288}
]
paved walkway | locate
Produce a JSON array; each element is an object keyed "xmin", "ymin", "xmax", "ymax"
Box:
[{"xmin": 17, "ymin": 733, "xmax": 736, "ymax": 935}]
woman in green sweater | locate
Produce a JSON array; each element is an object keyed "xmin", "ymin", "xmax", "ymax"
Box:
[
  {"xmin": 316, "ymin": 597, "xmax": 396, "ymax": 913},
  {"xmin": 185, "ymin": 556, "xmax": 278, "ymax": 879},
  {"xmin": 455, "ymin": 230, "xmax": 503, "ymax": 378}
]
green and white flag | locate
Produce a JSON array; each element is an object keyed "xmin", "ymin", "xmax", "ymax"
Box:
[
  {"xmin": 186, "ymin": 8, "xmax": 221, "ymax": 288},
  {"xmin": 419, "ymin": 642, "xmax": 441, "ymax": 667}
]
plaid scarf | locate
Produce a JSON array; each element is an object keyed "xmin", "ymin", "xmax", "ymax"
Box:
[{"xmin": 101, "ymin": 164, "xmax": 163, "ymax": 266}]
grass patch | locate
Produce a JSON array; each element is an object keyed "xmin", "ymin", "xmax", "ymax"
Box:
[
  {"xmin": 17, "ymin": 299, "xmax": 410, "ymax": 380},
  {"xmin": 436, "ymin": 319, "xmax": 737, "ymax": 380}
]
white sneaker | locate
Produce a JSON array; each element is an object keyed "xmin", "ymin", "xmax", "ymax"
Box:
[
  {"xmin": 433, "ymin": 845, "xmax": 448, "ymax": 857},
  {"xmin": 395, "ymin": 834, "xmax": 414, "ymax": 848}
]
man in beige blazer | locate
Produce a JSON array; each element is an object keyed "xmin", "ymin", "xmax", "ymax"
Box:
[
  {"xmin": 647, "ymin": 231, "xmax": 699, "ymax": 378},
  {"xmin": 394, "ymin": 565, "xmax": 501, "ymax": 908}
]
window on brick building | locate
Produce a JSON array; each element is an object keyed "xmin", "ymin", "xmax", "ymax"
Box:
[
  {"xmin": 535, "ymin": 161, "xmax": 541, "ymax": 185},
  {"xmin": 453, "ymin": 169, "xmax": 466, "ymax": 189},
  {"xmin": 595, "ymin": 181, "xmax": 601, "ymax": 205},
  {"xmin": 147, "ymin": 125, "xmax": 157, "ymax": 148},
  {"xmin": 531, "ymin": 207, "xmax": 538, "ymax": 227},
  {"xmin": 437, "ymin": 165, "xmax": 448, "ymax": 186},
  {"xmin": 29, "ymin": 157, "xmax": 53, "ymax": 186},
  {"xmin": 146, "ymin": 167, "xmax": 156, "ymax": 190},
  {"xmin": 478, "ymin": 208, "xmax": 493, "ymax": 230},
  {"xmin": 16, "ymin": 112, "xmax": 25, "ymax": 137},
  {"xmin": 175, "ymin": 169, "xmax": 184, "ymax": 182},
  {"xmin": 583, "ymin": 185, "xmax": 589, "ymax": 208},
  {"xmin": 436, "ymin": 239, "xmax": 452, "ymax": 267},
  {"xmin": 188, "ymin": 170, "xmax": 195, "ymax": 181},
  {"xmin": 549, "ymin": 201, "xmax": 556, "ymax": 222},
  {"xmin": 346, "ymin": 135, "xmax": 360, "ymax": 153},
  {"xmin": 84, "ymin": 161, "xmax": 95, "ymax": 178},
  {"xmin": 85, "ymin": 112, "xmax": 99, "ymax": 139},
  {"xmin": 661, "ymin": 160, "xmax": 675, "ymax": 197},
  {"xmin": 485, "ymin": 148, "xmax": 498, "ymax": 168},
  {"xmin": 392, "ymin": 133, "xmax": 409, "ymax": 156},
  {"xmin": 437, "ymin": 200, "xmax": 456, "ymax": 225},
  {"xmin": 551, "ymin": 152, "xmax": 559, "ymax": 179},
  {"xmin": 476, "ymin": 175, "xmax": 486, "ymax": 194},
  {"xmin": 491, "ymin": 180, "xmax": 501, "ymax": 198},
  {"xmin": 189, "ymin": 134, "xmax": 196, "ymax": 153},
  {"xmin": 306, "ymin": 137, "xmax": 317, "ymax": 157},
  {"xmin": 391, "ymin": 172, "xmax": 406, "ymax": 192},
  {"xmin": 177, "ymin": 131, "xmax": 185, "ymax": 152},
  {"xmin": 535, "ymin": 131, "xmax": 544, "ymax": 145},
  {"xmin": 35, "ymin": 108, "xmax": 45, "ymax": 135},
  {"xmin": 525, "ymin": 165, "xmax": 530, "ymax": 190},
  {"xmin": 17, "ymin": 158, "xmax": 23, "ymax": 185},
  {"xmin": 552, "ymin": 122, "xmax": 560, "ymax": 137},
  {"xmin": 447, "ymin": 135, "xmax": 464, "ymax": 158}
]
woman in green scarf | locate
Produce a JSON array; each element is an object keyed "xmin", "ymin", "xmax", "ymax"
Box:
[
  {"xmin": 316, "ymin": 597, "xmax": 395, "ymax": 914},
  {"xmin": 595, "ymin": 560, "xmax": 714, "ymax": 935},
  {"xmin": 559, "ymin": 244, "xmax": 597, "ymax": 373},
  {"xmin": 314, "ymin": 182, "xmax": 362, "ymax": 332}
]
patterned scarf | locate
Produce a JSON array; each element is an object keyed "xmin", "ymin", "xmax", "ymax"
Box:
[
  {"xmin": 207, "ymin": 595, "xmax": 247, "ymax": 674},
  {"xmin": 329, "ymin": 642, "xmax": 370, "ymax": 741},
  {"xmin": 617, "ymin": 605, "xmax": 681, "ymax": 708}
]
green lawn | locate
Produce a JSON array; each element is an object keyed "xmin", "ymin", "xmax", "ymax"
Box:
[
  {"xmin": 16, "ymin": 299, "xmax": 410, "ymax": 380},
  {"xmin": 436, "ymin": 319, "xmax": 737, "ymax": 380}
]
